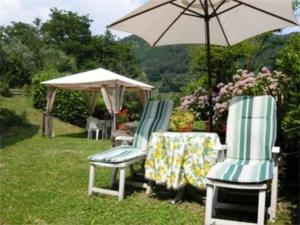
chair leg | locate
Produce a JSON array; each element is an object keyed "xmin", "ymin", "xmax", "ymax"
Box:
[
  {"xmin": 257, "ymin": 189, "xmax": 266, "ymax": 225},
  {"xmin": 205, "ymin": 184, "xmax": 214, "ymax": 225},
  {"xmin": 270, "ymin": 166, "xmax": 278, "ymax": 221},
  {"xmin": 145, "ymin": 180, "xmax": 154, "ymax": 195},
  {"xmin": 118, "ymin": 167, "xmax": 126, "ymax": 200},
  {"xmin": 212, "ymin": 186, "xmax": 219, "ymax": 216},
  {"xmin": 88, "ymin": 164, "xmax": 95, "ymax": 195},
  {"xmin": 96, "ymin": 129, "xmax": 99, "ymax": 141},
  {"xmin": 110, "ymin": 168, "xmax": 118, "ymax": 189}
]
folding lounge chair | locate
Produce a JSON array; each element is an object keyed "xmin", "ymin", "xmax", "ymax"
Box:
[
  {"xmin": 88, "ymin": 100, "xmax": 173, "ymax": 200},
  {"xmin": 205, "ymin": 96, "xmax": 279, "ymax": 225}
]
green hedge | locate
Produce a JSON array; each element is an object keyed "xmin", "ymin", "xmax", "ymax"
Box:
[
  {"xmin": 0, "ymin": 108, "xmax": 27, "ymax": 128},
  {"xmin": 32, "ymin": 69, "xmax": 88, "ymax": 126}
]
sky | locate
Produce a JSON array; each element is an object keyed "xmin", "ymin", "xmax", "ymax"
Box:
[
  {"xmin": 0, "ymin": 0, "xmax": 147, "ymax": 38},
  {"xmin": 0, "ymin": 0, "xmax": 299, "ymax": 38}
]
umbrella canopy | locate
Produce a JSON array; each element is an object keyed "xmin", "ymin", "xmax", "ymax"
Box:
[
  {"xmin": 107, "ymin": 0, "xmax": 298, "ymax": 47},
  {"xmin": 42, "ymin": 67, "xmax": 153, "ymax": 91},
  {"xmin": 107, "ymin": 0, "xmax": 299, "ymax": 130}
]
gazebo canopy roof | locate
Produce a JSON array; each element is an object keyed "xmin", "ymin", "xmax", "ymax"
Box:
[{"xmin": 41, "ymin": 68, "xmax": 154, "ymax": 91}]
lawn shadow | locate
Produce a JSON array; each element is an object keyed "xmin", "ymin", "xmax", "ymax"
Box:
[
  {"xmin": 57, "ymin": 131, "xmax": 112, "ymax": 140},
  {"xmin": 0, "ymin": 124, "xmax": 39, "ymax": 149},
  {"xmin": 57, "ymin": 131, "xmax": 87, "ymax": 139}
]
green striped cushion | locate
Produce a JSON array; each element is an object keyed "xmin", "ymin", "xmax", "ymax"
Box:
[
  {"xmin": 88, "ymin": 100, "xmax": 173, "ymax": 163},
  {"xmin": 132, "ymin": 100, "xmax": 173, "ymax": 150},
  {"xmin": 207, "ymin": 96, "xmax": 277, "ymax": 183},
  {"xmin": 89, "ymin": 146, "xmax": 147, "ymax": 163},
  {"xmin": 226, "ymin": 95, "xmax": 276, "ymax": 160},
  {"xmin": 207, "ymin": 159, "xmax": 274, "ymax": 182}
]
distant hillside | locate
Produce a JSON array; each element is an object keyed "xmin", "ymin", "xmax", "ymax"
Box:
[
  {"xmin": 121, "ymin": 35, "xmax": 196, "ymax": 93},
  {"xmin": 120, "ymin": 33, "xmax": 297, "ymax": 94}
]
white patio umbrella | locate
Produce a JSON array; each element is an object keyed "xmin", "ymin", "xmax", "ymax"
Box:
[
  {"xmin": 107, "ymin": 0, "xmax": 299, "ymax": 130},
  {"xmin": 41, "ymin": 68, "xmax": 153, "ymax": 137}
]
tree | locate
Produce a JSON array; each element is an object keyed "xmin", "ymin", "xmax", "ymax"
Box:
[
  {"xmin": 188, "ymin": 33, "xmax": 278, "ymax": 90},
  {"xmin": 39, "ymin": 47, "xmax": 77, "ymax": 73},
  {"xmin": 41, "ymin": 8, "xmax": 92, "ymax": 64},
  {"xmin": 1, "ymin": 40, "xmax": 36, "ymax": 87},
  {"xmin": 81, "ymin": 31, "xmax": 142, "ymax": 79}
]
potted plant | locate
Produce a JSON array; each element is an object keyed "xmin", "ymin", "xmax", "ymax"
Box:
[
  {"xmin": 170, "ymin": 110, "xmax": 195, "ymax": 132},
  {"xmin": 117, "ymin": 109, "xmax": 129, "ymax": 130}
]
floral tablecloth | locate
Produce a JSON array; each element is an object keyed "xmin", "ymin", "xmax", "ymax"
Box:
[{"xmin": 145, "ymin": 132, "xmax": 221, "ymax": 190}]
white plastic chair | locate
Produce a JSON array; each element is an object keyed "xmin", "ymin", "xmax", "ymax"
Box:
[{"xmin": 87, "ymin": 117, "xmax": 103, "ymax": 140}]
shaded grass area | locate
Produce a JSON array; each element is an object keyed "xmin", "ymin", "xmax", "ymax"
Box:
[{"xmin": 0, "ymin": 96, "xmax": 297, "ymax": 225}]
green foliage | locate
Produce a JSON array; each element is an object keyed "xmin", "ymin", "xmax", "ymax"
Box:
[
  {"xmin": 0, "ymin": 8, "xmax": 142, "ymax": 90},
  {"xmin": 118, "ymin": 113, "xmax": 129, "ymax": 123},
  {"xmin": 170, "ymin": 110, "xmax": 194, "ymax": 130},
  {"xmin": 274, "ymin": 33, "xmax": 300, "ymax": 181},
  {"xmin": 282, "ymin": 107, "xmax": 300, "ymax": 140},
  {"xmin": 0, "ymin": 81, "xmax": 11, "ymax": 97},
  {"xmin": 41, "ymin": 8, "xmax": 92, "ymax": 62},
  {"xmin": 275, "ymin": 33, "xmax": 300, "ymax": 82},
  {"xmin": 31, "ymin": 69, "xmax": 88, "ymax": 126},
  {"xmin": 122, "ymin": 35, "xmax": 191, "ymax": 92},
  {"xmin": 0, "ymin": 108, "xmax": 27, "ymax": 128},
  {"xmin": 0, "ymin": 40, "xmax": 36, "ymax": 87},
  {"xmin": 189, "ymin": 33, "xmax": 276, "ymax": 89},
  {"xmin": 82, "ymin": 31, "xmax": 142, "ymax": 78},
  {"xmin": 31, "ymin": 69, "xmax": 60, "ymax": 109},
  {"xmin": 122, "ymin": 92, "xmax": 143, "ymax": 121},
  {"xmin": 39, "ymin": 47, "xmax": 77, "ymax": 73}
]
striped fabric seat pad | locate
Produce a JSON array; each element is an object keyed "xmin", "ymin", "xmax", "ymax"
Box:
[
  {"xmin": 88, "ymin": 100, "xmax": 173, "ymax": 163},
  {"xmin": 88, "ymin": 146, "xmax": 147, "ymax": 163},
  {"xmin": 132, "ymin": 100, "xmax": 173, "ymax": 150},
  {"xmin": 207, "ymin": 158, "xmax": 274, "ymax": 183},
  {"xmin": 226, "ymin": 96, "xmax": 277, "ymax": 160}
]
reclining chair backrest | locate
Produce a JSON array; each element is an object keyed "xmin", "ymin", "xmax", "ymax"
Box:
[
  {"xmin": 132, "ymin": 100, "xmax": 173, "ymax": 150},
  {"xmin": 226, "ymin": 95, "xmax": 277, "ymax": 161}
]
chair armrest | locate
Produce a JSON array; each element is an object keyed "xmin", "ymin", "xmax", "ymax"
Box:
[
  {"xmin": 218, "ymin": 144, "xmax": 227, "ymax": 151},
  {"xmin": 215, "ymin": 145, "xmax": 227, "ymax": 162},
  {"xmin": 272, "ymin": 146, "xmax": 280, "ymax": 154},
  {"xmin": 115, "ymin": 136, "xmax": 134, "ymax": 142}
]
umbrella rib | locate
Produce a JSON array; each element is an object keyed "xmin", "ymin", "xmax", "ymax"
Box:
[
  {"xmin": 198, "ymin": 0, "xmax": 205, "ymax": 11},
  {"xmin": 183, "ymin": 12, "xmax": 203, "ymax": 18},
  {"xmin": 232, "ymin": 0, "xmax": 298, "ymax": 26},
  {"xmin": 171, "ymin": 2, "xmax": 205, "ymax": 18},
  {"xmin": 209, "ymin": 0, "xmax": 230, "ymax": 46},
  {"xmin": 215, "ymin": 3, "xmax": 242, "ymax": 16},
  {"xmin": 153, "ymin": 0, "xmax": 198, "ymax": 46},
  {"xmin": 107, "ymin": 0, "xmax": 176, "ymax": 28},
  {"xmin": 210, "ymin": 0, "xmax": 227, "ymax": 17}
]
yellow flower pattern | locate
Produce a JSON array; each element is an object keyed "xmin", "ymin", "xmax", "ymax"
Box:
[{"xmin": 145, "ymin": 132, "xmax": 220, "ymax": 190}]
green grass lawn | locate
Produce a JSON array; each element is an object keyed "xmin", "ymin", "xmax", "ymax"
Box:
[{"xmin": 0, "ymin": 96, "xmax": 297, "ymax": 225}]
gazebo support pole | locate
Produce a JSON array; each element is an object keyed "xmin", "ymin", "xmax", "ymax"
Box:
[{"xmin": 43, "ymin": 87, "xmax": 56, "ymax": 138}]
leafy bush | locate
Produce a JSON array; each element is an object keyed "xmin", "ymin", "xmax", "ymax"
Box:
[
  {"xmin": 122, "ymin": 92, "xmax": 143, "ymax": 121},
  {"xmin": 0, "ymin": 81, "xmax": 12, "ymax": 97},
  {"xmin": 180, "ymin": 67, "xmax": 289, "ymax": 125},
  {"xmin": 31, "ymin": 69, "xmax": 88, "ymax": 126},
  {"xmin": 170, "ymin": 110, "xmax": 194, "ymax": 130},
  {"xmin": 0, "ymin": 108, "xmax": 27, "ymax": 128}
]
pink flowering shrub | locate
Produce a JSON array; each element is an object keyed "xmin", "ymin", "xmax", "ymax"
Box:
[{"xmin": 180, "ymin": 67, "xmax": 289, "ymax": 129}]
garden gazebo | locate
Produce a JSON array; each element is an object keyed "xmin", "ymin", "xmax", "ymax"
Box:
[{"xmin": 41, "ymin": 68, "xmax": 154, "ymax": 138}]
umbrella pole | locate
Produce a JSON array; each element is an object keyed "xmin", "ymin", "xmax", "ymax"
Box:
[{"xmin": 204, "ymin": 0, "xmax": 213, "ymax": 131}]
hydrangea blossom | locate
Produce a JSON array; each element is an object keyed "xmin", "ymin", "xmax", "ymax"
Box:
[{"xmin": 180, "ymin": 67, "xmax": 289, "ymax": 128}]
